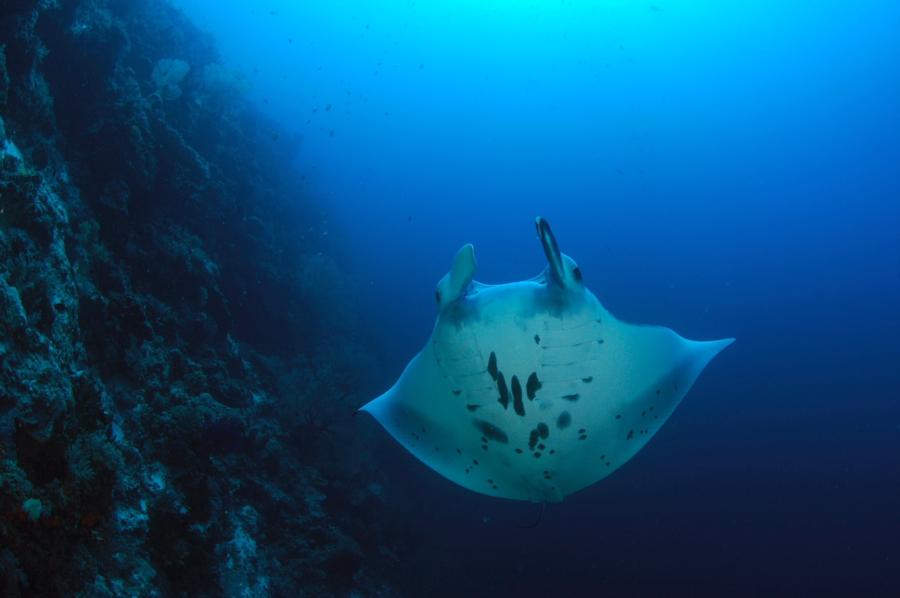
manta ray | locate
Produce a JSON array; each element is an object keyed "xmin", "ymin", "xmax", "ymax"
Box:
[{"xmin": 361, "ymin": 218, "xmax": 733, "ymax": 502}]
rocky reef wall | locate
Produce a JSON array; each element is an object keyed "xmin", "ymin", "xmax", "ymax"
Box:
[{"xmin": 0, "ymin": 1, "xmax": 404, "ymax": 595}]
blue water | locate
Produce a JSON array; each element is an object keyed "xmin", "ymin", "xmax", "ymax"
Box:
[{"xmin": 172, "ymin": 1, "xmax": 900, "ymax": 593}]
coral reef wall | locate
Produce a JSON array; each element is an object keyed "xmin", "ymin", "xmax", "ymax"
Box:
[{"xmin": 0, "ymin": 1, "xmax": 404, "ymax": 595}]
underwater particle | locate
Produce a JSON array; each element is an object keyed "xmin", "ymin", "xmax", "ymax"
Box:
[
  {"xmin": 325, "ymin": 103, "xmax": 332, "ymax": 111},
  {"xmin": 328, "ymin": 129, "xmax": 335, "ymax": 137},
  {"xmin": 419, "ymin": 63, "xmax": 425, "ymax": 69}
]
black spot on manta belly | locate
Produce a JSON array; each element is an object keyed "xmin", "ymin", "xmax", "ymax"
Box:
[
  {"xmin": 488, "ymin": 352, "xmax": 498, "ymax": 380},
  {"xmin": 534, "ymin": 334, "xmax": 541, "ymax": 344},
  {"xmin": 526, "ymin": 372, "xmax": 542, "ymax": 400},
  {"xmin": 561, "ymin": 393, "xmax": 580, "ymax": 402},
  {"xmin": 528, "ymin": 429, "xmax": 540, "ymax": 450},
  {"xmin": 581, "ymin": 376, "xmax": 593, "ymax": 383},
  {"xmin": 627, "ymin": 429, "xmax": 634, "ymax": 440},
  {"xmin": 452, "ymin": 389, "xmax": 462, "ymax": 396},
  {"xmin": 511, "ymin": 375, "xmax": 525, "ymax": 416},
  {"xmin": 557, "ymin": 412, "xmax": 571, "ymax": 429},
  {"xmin": 497, "ymin": 372, "xmax": 510, "ymax": 410},
  {"xmin": 473, "ymin": 419, "xmax": 510, "ymax": 444},
  {"xmin": 536, "ymin": 422, "xmax": 549, "ymax": 439},
  {"xmin": 466, "ymin": 404, "xmax": 480, "ymax": 412}
]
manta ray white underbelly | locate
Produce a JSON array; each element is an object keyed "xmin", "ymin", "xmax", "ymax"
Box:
[{"xmin": 361, "ymin": 218, "xmax": 733, "ymax": 502}]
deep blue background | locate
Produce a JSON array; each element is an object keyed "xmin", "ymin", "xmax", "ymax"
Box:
[{"xmin": 172, "ymin": 1, "xmax": 899, "ymax": 593}]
